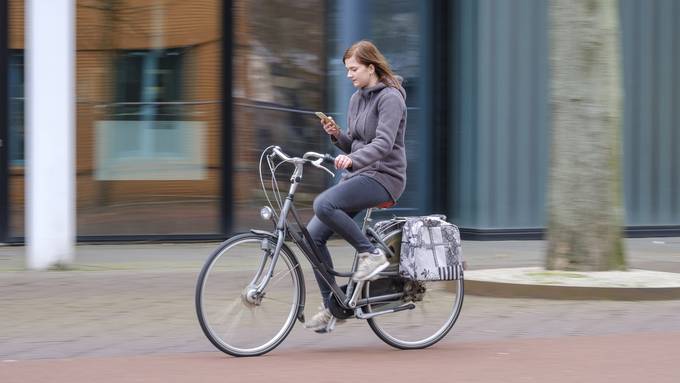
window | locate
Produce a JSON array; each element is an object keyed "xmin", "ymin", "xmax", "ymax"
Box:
[
  {"xmin": 9, "ymin": 50, "xmax": 24, "ymax": 165},
  {"xmin": 77, "ymin": 0, "xmax": 222, "ymax": 235},
  {"xmin": 95, "ymin": 48, "xmax": 204, "ymax": 180},
  {"xmin": 112, "ymin": 48, "xmax": 184, "ymax": 122}
]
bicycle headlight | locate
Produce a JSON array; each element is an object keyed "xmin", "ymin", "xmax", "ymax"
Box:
[{"xmin": 260, "ymin": 206, "xmax": 274, "ymax": 221}]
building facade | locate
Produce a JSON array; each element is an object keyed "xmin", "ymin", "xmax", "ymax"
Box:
[{"xmin": 1, "ymin": 0, "xmax": 679, "ymax": 243}]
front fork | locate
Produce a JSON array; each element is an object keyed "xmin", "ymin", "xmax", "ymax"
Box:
[
  {"xmin": 252, "ymin": 190, "xmax": 296, "ymax": 296},
  {"xmin": 251, "ymin": 228, "xmax": 286, "ymax": 296}
]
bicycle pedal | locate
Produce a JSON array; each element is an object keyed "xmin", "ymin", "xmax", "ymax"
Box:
[{"xmin": 313, "ymin": 317, "xmax": 337, "ymax": 334}]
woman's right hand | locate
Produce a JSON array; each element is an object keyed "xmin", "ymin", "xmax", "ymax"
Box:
[{"xmin": 320, "ymin": 117, "xmax": 340, "ymax": 138}]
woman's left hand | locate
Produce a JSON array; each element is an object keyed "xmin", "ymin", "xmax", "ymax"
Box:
[{"xmin": 334, "ymin": 155, "xmax": 352, "ymax": 170}]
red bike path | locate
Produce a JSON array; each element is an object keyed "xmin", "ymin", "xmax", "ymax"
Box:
[{"xmin": 3, "ymin": 331, "xmax": 678, "ymax": 383}]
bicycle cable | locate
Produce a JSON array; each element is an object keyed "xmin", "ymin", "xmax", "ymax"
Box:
[
  {"xmin": 258, "ymin": 146, "xmax": 280, "ymax": 213},
  {"xmin": 270, "ymin": 159, "xmax": 286, "ymax": 210}
]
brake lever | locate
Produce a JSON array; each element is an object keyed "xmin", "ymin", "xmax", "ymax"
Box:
[{"xmin": 312, "ymin": 158, "xmax": 336, "ymax": 177}]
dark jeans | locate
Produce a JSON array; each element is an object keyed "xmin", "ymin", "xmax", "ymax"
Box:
[{"xmin": 306, "ymin": 175, "xmax": 391, "ymax": 308}]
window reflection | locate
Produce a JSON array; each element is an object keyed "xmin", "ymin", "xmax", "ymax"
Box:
[
  {"xmin": 112, "ymin": 49, "xmax": 185, "ymax": 121},
  {"xmin": 232, "ymin": 0, "xmax": 328, "ymax": 231},
  {"xmin": 8, "ymin": 0, "xmax": 25, "ymax": 237},
  {"xmin": 326, "ymin": 0, "xmax": 427, "ymax": 214},
  {"xmin": 75, "ymin": 0, "xmax": 222, "ymax": 235},
  {"xmin": 5, "ymin": 0, "xmax": 428, "ymax": 238},
  {"xmin": 8, "ymin": 50, "xmax": 24, "ymax": 166},
  {"xmin": 367, "ymin": 0, "xmax": 426, "ymax": 212}
]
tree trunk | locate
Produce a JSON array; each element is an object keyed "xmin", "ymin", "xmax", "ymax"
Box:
[{"xmin": 546, "ymin": 0, "xmax": 625, "ymax": 271}]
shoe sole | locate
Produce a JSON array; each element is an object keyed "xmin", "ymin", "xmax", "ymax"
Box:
[
  {"xmin": 353, "ymin": 261, "xmax": 390, "ymax": 282},
  {"xmin": 312, "ymin": 317, "xmax": 341, "ymax": 334},
  {"xmin": 304, "ymin": 319, "xmax": 331, "ymax": 332}
]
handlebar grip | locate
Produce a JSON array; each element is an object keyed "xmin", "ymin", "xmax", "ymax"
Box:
[{"xmin": 322, "ymin": 154, "xmax": 336, "ymax": 165}]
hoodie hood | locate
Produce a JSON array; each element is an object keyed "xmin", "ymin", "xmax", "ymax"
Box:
[{"xmin": 359, "ymin": 76, "xmax": 406, "ymax": 101}]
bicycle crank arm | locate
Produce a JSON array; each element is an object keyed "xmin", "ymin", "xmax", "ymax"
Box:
[
  {"xmin": 347, "ymin": 280, "xmax": 364, "ymax": 308},
  {"xmin": 354, "ymin": 303, "xmax": 416, "ymax": 320}
]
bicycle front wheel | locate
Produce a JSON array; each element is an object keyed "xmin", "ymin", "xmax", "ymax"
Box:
[
  {"xmin": 195, "ymin": 233, "xmax": 303, "ymax": 357},
  {"xmin": 365, "ymin": 229, "xmax": 464, "ymax": 350}
]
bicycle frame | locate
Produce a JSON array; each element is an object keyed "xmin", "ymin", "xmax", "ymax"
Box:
[{"xmin": 252, "ymin": 154, "xmax": 403, "ymax": 314}]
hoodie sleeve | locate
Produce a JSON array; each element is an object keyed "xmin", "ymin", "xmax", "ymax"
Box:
[
  {"xmin": 330, "ymin": 131, "xmax": 352, "ymax": 153},
  {"xmin": 347, "ymin": 91, "xmax": 404, "ymax": 169}
]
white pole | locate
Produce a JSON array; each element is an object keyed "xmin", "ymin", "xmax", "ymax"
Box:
[{"xmin": 25, "ymin": 0, "xmax": 75, "ymax": 269}]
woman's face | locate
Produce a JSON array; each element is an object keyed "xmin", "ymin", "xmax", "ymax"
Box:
[{"xmin": 345, "ymin": 55, "xmax": 374, "ymax": 88}]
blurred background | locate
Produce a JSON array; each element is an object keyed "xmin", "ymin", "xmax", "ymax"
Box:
[{"xmin": 1, "ymin": 0, "xmax": 679, "ymax": 242}]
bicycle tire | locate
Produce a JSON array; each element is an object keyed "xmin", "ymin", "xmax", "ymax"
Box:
[
  {"xmin": 365, "ymin": 228, "xmax": 465, "ymax": 350},
  {"xmin": 195, "ymin": 233, "xmax": 304, "ymax": 357}
]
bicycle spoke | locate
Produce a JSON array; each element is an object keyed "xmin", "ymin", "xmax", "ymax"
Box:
[
  {"xmin": 196, "ymin": 234, "xmax": 300, "ymax": 356},
  {"xmin": 261, "ymin": 295, "xmax": 293, "ymax": 305},
  {"xmin": 212, "ymin": 297, "xmax": 242, "ymax": 325},
  {"xmin": 223, "ymin": 305, "xmax": 246, "ymax": 338},
  {"xmin": 267, "ymin": 263, "xmax": 299, "ymax": 288}
]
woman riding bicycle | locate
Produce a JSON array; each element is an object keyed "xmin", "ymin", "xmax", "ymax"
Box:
[{"xmin": 305, "ymin": 40, "xmax": 408, "ymax": 332}]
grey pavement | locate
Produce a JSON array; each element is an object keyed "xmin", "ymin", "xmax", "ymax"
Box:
[{"xmin": 1, "ymin": 237, "xmax": 680, "ymax": 360}]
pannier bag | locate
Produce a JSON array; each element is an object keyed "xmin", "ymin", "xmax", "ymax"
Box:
[{"xmin": 399, "ymin": 215, "xmax": 463, "ymax": 281}]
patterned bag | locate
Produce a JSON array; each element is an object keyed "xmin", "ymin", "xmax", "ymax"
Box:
[{"xmin": 399, "ymin": 215, "xmax": 463, "ymax": 281}]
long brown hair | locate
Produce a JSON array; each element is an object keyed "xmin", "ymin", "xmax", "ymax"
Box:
[{"xmin": 343, "ymin": 40, "xmax": 400, "ymax": 88}]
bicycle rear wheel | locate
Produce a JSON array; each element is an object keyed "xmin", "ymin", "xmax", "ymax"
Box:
[
  {"xmin": 365, "ymin": 229, "xmax": 464, "ymax": 349},
  {"xmin": 195, "ymin": 233, "xmax": 303, "ymax": 357}
]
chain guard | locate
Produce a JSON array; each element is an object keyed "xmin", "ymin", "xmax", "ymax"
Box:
[
  {"xmin": 367, "ymin": 277, "xmax": 406, "ymax": 298},
  {"xmin": 328, "ymin": 284, "xmax": 355, "ymax": 319},
  {"xmin": 328, "ymin": 277, "xmax": 427, "ymax": 319}
]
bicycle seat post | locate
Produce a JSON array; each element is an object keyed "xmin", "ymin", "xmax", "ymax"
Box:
[{"xmin": 361, "ymin": 207, "xmax": 374, "ymax": 232}]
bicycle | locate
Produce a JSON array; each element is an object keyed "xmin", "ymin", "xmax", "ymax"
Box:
[{"xmin": 195, "ymin": 146, "xmax": 464, "ymax": 357}]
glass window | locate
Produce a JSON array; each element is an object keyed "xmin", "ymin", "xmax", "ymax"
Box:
[
  {"xmin": 327, "ymin": 1, "xmax": 431, "ymax": 216},
  {"xmin": 8, "ymin": 0, "xmax": 25, "ymax": 237},
  {"xmin": 113, "ymin": 49, "xmax": 185, "ymax": 121},
  {"xmin": 367, "ymin": 1, "xmax": 429, "ymax": 214},
  {"xmin": 8, "ymin": 50, "xmax": 24, "ymax": 165},
  {"xmin": 76, "ymin": 0, "xmax": 222, "ymax": 235},
  {"xmin": 232, "ymin": 0, "xmax": 328, "ymax": 232}
]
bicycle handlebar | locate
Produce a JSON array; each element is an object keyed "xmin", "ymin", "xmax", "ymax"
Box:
[
  {"xmin": 321, "ymin": 153, "xmax": 336, "ymax": 165},
  {"xmin": 270, "ymin": 147, "xmax": 336, "ymax": 177}
]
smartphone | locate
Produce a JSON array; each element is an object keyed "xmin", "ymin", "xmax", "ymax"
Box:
[
  {"xmin": 316, "ymin": 112, "xmax": 340, "ymax": 131},
  {"xmin": 315, "ymin": 111, "xmax": 331, "ymax": 121}
]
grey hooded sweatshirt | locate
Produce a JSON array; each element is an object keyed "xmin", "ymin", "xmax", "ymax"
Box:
[{"xmin": 331, "ymin": 81, "xmax": 407, "ymax": 202}]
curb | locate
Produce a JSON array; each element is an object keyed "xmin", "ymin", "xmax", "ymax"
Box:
[{"xmin": 464, "ymin": 279, "xmax": 680, "ymax": 301}]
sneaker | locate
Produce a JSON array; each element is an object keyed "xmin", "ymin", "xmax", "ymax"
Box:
[
  {"xmin": 352, "ymin": 248, "xmax": 389, "ymax": 281},
  {"xmin": 304, "ymin": 307, "xmax": 343, "ymax": 333},
  {"xmin": 313, "ymin": 317, "xmax": 338, "ymax": 334}
]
